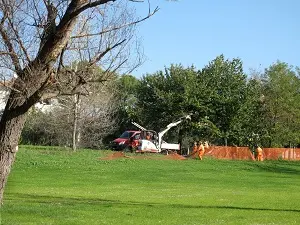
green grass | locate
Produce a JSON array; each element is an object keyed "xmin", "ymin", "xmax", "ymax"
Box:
[{"xmin": 1, "ymin": 145, "xmax": 300, "ymax": 225}]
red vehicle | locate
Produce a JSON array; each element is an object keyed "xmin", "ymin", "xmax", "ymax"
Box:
[
  {"xmin": 111, "ymin": 114, "xmax": 192, "ymax": 153},
  {"xmin": 111, "ymin": 130, "xmax": 141, "ymax": 151}
]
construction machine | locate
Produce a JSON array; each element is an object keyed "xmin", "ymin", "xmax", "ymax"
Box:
[{"xmin": 131, "ymin": 114, "xmax": 192, "ymax": 153}]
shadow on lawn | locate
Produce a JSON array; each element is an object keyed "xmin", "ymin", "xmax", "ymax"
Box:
[
  {"xmin": 246, "ymin": 161, "xmax": 300, "ymax": 175},
  {"xmin": 10, "ymin": 193, "xmax": 300, "ymax": 213}
]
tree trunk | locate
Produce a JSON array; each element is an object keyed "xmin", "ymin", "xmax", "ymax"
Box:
[
  {"xmin": 178, "ymin": 129, "xmax": 183, "ymax": 155},
  {"xmin": 0, "ymin": 0, "xmax": 124, "ymax": 205},
  {"xmin": 0, "ymin": 105, "xmax": 27, "ymax": 204},
  {"xmin": 0, "ymin": 4, "xmax": 80, "ymax": 202},
  {"xmin": 72, "ymin": 94, "xmax": 80, "ymax": 152},
  {"xmin": 0, "ymin": 76, "xmax": 43, "ymax": 204}
]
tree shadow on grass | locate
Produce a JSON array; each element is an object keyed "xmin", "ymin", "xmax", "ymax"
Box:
[
  {"xmin": 245, "ymin": 161, "xmax": 300, "ymax": 175},
  {"xmin": 8, "ymin": 193, "xmax": 300, "ymax": 213}
]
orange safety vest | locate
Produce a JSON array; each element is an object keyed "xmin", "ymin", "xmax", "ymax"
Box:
[
  {"xmin": 256, "ymin": 147, "xmax": 263, "ymax": 156},
  {"xmin": 192, "ymin": 145, "xmax": 198, "ymax": 152},
  {"xmin": 198, "ymin": 144, "xmax": 205, "ymax": 154}
]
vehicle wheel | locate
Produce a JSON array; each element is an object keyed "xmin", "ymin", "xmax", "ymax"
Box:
[{"xmin": 161, "ymin": 149, "xmax": 168, "ymax": 155}]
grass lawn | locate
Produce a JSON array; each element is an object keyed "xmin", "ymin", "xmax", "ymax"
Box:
[{"xmin": 1, "ymin": 145, "xmax": 300, "ymax": 225}]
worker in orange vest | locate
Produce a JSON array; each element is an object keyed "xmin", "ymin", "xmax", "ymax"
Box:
[
  {"xmin": 256, "ymin": 146, "xmax": 263, "ymax": 161},
  {"xmin": 198, "ymin": 141, "xmax": 205, "ymax": 160},
  {"xmin": 204, "ymin": 141, "xmax": 209, "ymax": 150},
  {"xmin": 191, "ymin": 141, "xmax": 198, "ymax": 157},
  {"xmin": 146, "ymin": 132, "xmax": 151, "ymax": 140}
]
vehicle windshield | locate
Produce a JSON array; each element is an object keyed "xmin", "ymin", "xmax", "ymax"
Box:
[{"xmin": 119, "ymin": 131, "xmax": 135, "ymax": 139}]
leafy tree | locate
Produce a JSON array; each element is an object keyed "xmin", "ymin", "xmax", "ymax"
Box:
[
  {"xmin": 199, "ymin": 55, "xmax": 247, "ymax": 145},
  {"xmin": 134, "ymin": 57, "xmax": 248, "ymax": 149},
  {"xmin": 262, "ymin": 62, "xmax": 300, "ymax": 147},
  {"xmin": 136, "ymin": 65, "xmax": 198, "ymax": 143},
  {"xmin": 136, "ymin": 65, "xmax": 198, "ymax": 129},
  {"xmin": 230, "ymin": 78, "xmax": 269, "ymax": 147},
  {"xmin": 114, "ymin": 74, "xmax": 141, "ymax": 133}
]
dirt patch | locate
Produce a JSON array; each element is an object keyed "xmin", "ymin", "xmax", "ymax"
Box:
[
  {"xmin": 99, "ymin": 151, "xmax": 187, "ymax": 160},
  {"xmin": 163, "ymin": 152, "xmax": 187, "ymax": 160},
  {"xmin": 99, "ymin": 152, "xmax": 133, "ymax": 160}
]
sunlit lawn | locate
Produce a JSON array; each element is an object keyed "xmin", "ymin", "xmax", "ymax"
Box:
[{"xmin": 2, "ymin": 145, "xmax": 300, "ymax": 224}]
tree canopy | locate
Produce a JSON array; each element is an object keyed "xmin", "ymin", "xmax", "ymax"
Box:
[{"xmin": 110, "ymin": 57, "xmax": 300, "ymax": 149}]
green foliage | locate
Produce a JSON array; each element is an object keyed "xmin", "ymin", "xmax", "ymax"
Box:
[
  {"xmin": 199, "ymin": 55, "xmax": 247, "ymax": 145},
  {"xmin": 137, "ymin": 64, "xmax": 198, "ymax": 128},
  {"xmin": 22, "ymin": 58, "xmax": 300, "ymax": 149},
  {"xmin": 133, "ymin": 56, "xmax": 248, "ymax": 147},
  {"xmin": 116, "ymin": 74, "xmax": 141, "ymax": 122},
  {"xmin": 117, "ymin": 58, "xmax": 299, "ymax": 148},
  {"xmin": 111, "ymin": 74, "xmax": 141, "ymax": 138},
  {"xmin": 230, "ymin": 78, "xmax": 268, "ymax": 146},
  {"xmin": 3, "ymin": 146, "xmax": 300, "ymax": 224},
  {"xmin": 262, "ymin": 62, "xmax": 300, "ymax": 147},
  {"xmin": 135, "ymin": 64, "xmax": 199, "ymax": 145}
]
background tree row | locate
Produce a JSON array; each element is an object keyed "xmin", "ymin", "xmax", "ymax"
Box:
[{"xmin": 21, "ymin": 56, "xmax": 300, "ymax": 149}]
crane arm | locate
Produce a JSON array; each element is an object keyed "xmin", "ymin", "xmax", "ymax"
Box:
[
  {"xmin": 131, "ymin": 122, "xmax": 147, "ymax": 131},
  {"xmin": 158, "ymin": 114, "xmax": 191, "ymax": 147}
]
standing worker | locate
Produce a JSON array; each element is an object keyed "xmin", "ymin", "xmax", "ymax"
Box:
[
  {"xmin": 256, "ymin": 146, "xmax": 263, "ymax": 161},
  {"xmin": 204, "ymin": 141, "xmax": 209, "ymax": 150},
  {"xmin": 198, "ymin": 141, "xmax": 205, "ymax": 160},
  {"xmin": 146, "ymin": 132, "xmax": 151, "ymax": 140},
  {"xmin": 191, "ymin": 141, "xmax": 198, "ymax": 157}
]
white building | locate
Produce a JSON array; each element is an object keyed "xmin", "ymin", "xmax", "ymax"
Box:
[
  {"xmin": 0, "ymin": 80, "xmax": 57, "ymax": 117},
  {"xmin": 0, "ymin": 82, "xmax": 10, "ymax": 113}
]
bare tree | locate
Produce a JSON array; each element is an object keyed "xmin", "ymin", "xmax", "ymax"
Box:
[
  {"xmin": 79, "ymin": 79, "xmax": 119, "ymax": 148},
  {"xmin": 55, "ymin": 68, "xmax": 119, "ymax": 150},
  {"xmin": 0, "ymin": 0, "xmax": 158, "ymax": 203}
]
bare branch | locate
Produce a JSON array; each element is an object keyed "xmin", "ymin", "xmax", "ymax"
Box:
[
  {"xmin": 58, "ymin": 0, "xmax": 115, "ymax": 30},
  {"xmin": 40, "ymin": 91, "xmax": 59, "ymax": 101},
  {"xmin": 41, "ymin": 89, "xmax": 90, "ymax": 102},
  {"xmin": 0, "ymin": 7, "xmax": 22, "ymax": 72},
  {"xmin": 6, "ymin": 16, "xmax": 31, "ymax": 62},
  {"xmin": 70, "ymin": 0, "xmax": 117, "ymax": 19},
  {"xmin": 57, "ymin": 43, "xmax": 68, "ymax": 73},
  {"xmin": 0, "ymin": 78, "xmax": 21, "ymax": 93},
  {"xmin": 71, "ymin": 6, "xmax": 159, "ymax": 39},
  {"xmin": 0, "ymin": 52, "xmax": 15, "ymax": 56},
  {"xmin": 89, "ymin": 39, "xmax": 126, "ymax": 65}
]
